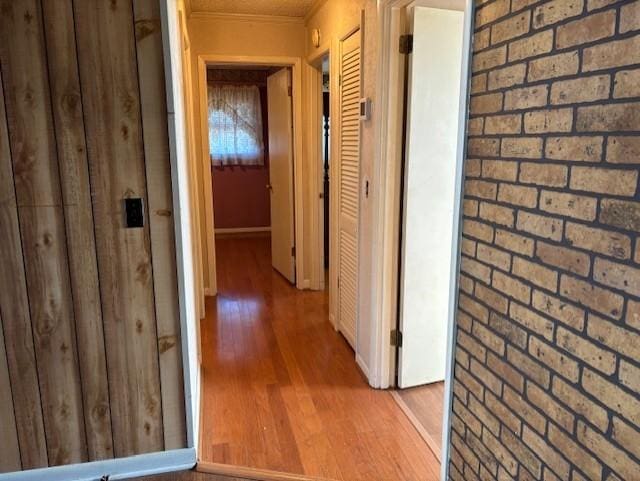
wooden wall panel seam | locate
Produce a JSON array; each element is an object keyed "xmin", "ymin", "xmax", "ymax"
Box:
[
  {"xmin": 41, "ymin": 0, "xmax": 115, "ymax": 461},
  {"xmin": 0, "ymin": 310, "xmax": 23, "ymax": 471},
  {"xmin": 132, "ymin": 0, "xmax": 187, "ymax": 450},
  {"xmin": 72, "ymin": 0, "xmax": 165, "ymax": 457},
  {"xmin": 1, "ymin": 0, "xmax": 89, "ymax": 465},
  {"xmin": 0, "ymin": 60, "xmax": 49, "ymax": 470}
]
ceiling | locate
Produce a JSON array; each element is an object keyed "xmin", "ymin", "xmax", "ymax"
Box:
[{"xmin": 189, "ymin": 0, "xmax": 316, "ymax": 17}]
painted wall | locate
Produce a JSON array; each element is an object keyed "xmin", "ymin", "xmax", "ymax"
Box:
[
  {"xmin": 208, "ymin": 70, "xmax": 271, "ymax": 230},
  {"xmin": 187, "ymin": 14, "xmax": 305, "ymax": 288},
  {"xmin": 305, "ymin": 0, "xmax": 379, "ymax": 375},
  {"xmin": 213, "ymin": 167, "xmax": 271, "ymax": 229},
  {"xmin": 450, "ymin": 1, "xmax": 640, "ymax": 480},
  {"xmin": 0, "ymin": 0, "xmax": 186, "ymax": 473}
]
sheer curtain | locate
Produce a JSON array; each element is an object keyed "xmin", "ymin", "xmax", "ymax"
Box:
[{"xmin": 208, "ymin": 84, "xmax": 265, "ymax": 166}]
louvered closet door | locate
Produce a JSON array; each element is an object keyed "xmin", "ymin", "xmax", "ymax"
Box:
[{"xmin": 337, "ymin": 29, "xmax": 361, "ymax": 349}]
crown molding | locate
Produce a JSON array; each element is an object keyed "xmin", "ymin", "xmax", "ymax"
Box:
[
  {"xmin": 304, "ymin": 0, "xmax": 330, "ymax": 22},
  {"xmin": 189, "ymin": 11, "xmax": 305, "ymax": 24}
]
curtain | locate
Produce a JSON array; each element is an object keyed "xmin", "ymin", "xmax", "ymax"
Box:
[{"xmin": 208, "ymin": 84, "xmax": 265, "ymax": 166}]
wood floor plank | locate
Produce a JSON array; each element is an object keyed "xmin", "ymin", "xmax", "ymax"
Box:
[
  {"xmin": 40, "ymin": 0, "xmax": 114, "ymax": 461},
  {"xmin": 200, "ymin": 237, "xmax": 440, "ymax": 480},
  {"xmin": 0, "ymin": 55, "xmax": 48, "ymax": 471},
  {"xmin": 394, "ymin": 382, "xmax": 445, "ymax": 461},
  {"xmin": 0, "ymin": 0, "xmax": 87, "ymax": 466}
]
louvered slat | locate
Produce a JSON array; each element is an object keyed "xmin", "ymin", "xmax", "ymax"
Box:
[{"xmin": 337, "ymin": 29, "xmax": 361, "ymax": 349}]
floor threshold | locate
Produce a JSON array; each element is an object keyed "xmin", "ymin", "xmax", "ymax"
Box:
[{"xmin": 196, "ymin": 461, "xmax": 337, "ymax": 481}]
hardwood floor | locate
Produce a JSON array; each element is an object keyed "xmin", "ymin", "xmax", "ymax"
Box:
[
  {"xmin": 393, "ymin": 383, "xmax": 445, "ymax": 461},
  {"xmin": 198, "ymin": 237, "xmax": 440, "ymax": 480}
]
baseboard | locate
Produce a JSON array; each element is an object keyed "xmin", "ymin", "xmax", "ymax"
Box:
[
  {"xmin": 197, "ymin": 461, "xmax": 334, "ymax": 481},
  {"xmin": 214, "ymin": 226, "xmax": 271, "ymax": 234},
  {"xmin": 356, "ymin": 353, "xmax": 370, "ymax": 380},
  {"xmin": 0, "ymin": 448, "xmax": 196, "ymax": 481}
]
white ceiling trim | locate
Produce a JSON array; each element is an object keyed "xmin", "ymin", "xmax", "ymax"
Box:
[
  {"xmin": 189, "ymin": 0, "xmax": 315, "ymax": 18},
  {"xmin": 189, "ymin": 11, "xmax": 306, "ymax": 24}
]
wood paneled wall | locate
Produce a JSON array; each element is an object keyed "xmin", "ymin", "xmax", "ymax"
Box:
[{"xmin": 0, "ymin": 0, "xmax": 186, "ymax": 472}]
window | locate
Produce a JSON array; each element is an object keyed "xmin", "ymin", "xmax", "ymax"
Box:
[{"xmin": 208, "ymin": 84, "xmax": 264, "ymax": 166}]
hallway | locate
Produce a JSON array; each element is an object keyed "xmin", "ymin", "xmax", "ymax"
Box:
[{"xmin": 198, "ymin": 237, "xmax": 440, "ymax": 480}]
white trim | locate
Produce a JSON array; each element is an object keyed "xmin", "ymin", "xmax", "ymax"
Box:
[
  {"xmin": 198, "ymin": 461, "xmax": 333, "ymax": 481},
  {"xmin": 189, "ymin": 11, "xmax": 305, "ymax": 24},
  {"xmin": 0, "ymin": 449, "xmax": 196, "ymax": 481},
  {"xmin": 368, "ymin": 0, "xmax": 410, "ymax": 390},
  {"xmin": 197, "ymin": 55, "xmax": 306, "ymax": 292},
  {"xmin": 440, "ymin": 3, "xmax": 473, "ymax": 481},
  {"xmin": 356, "ymin": 353, "xmax": 370, "ymax": 379},
  {"xmin": 304, "ymin": 52, "xmax": 329, "ymax": 292},
  {"xmin": 370, "ymin": 0, "xmax": 474, "ymax": 479},
  {"xmin": 214, "ymin": 226, "xmax": 271, "ymax": 234},
  {"xmin": 160, "ymin": 0, "xmax": 200, "ymax": 450},
  {"xmin": 198, "ymin": 54, "xmax": 305, "ymax": 295}
]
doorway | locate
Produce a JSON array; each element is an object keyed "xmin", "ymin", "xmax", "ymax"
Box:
[
  {"xmin": 196, "ymin": 55, "xmax": 305, "ymax": 295},
  {"xmin": 208, "ymin": 65, "xmax": 296, "ymax": 284},
  {"xmin": 377, "ymin": 0, "xmax": 470, "ymax": 474}
]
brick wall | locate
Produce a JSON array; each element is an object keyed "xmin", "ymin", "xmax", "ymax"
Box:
[{"xmin": 450, "ymin": 1, "xmax": 640, "ymax": 480}]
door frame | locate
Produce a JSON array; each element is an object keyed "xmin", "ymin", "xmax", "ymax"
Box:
[
  {"xmin": 368, "ymin": 0, "xmax": 474, "ymax": 479},
  {"xmin": 305, "ymin": 49, "xmax": 329, "ymax": 296},
  {"xmin": 196, "ymin": 54, "xmax": 305, "ymax": 293}
]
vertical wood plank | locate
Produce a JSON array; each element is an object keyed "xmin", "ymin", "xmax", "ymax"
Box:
[
  {"xmin": 133, "ymin": 0, "xmax": 186, "ymax": 449},
  {"xmin": 73, "ymin": 0, "xmax": 164, "ymax": 456},
  {"xmin": 0, "ymin": 316, "xmax": 21, "ymax": 472},
  {"xmin": 40, "ymin": 0, "xmax": 114, "ymax": 461},
  {"xmin": 0, "ymin": 64, "xmax": 48, "ymax": 471},
  {"xmin": 0, "ymin": 0, "xmax": 87, "ymax": 466}
]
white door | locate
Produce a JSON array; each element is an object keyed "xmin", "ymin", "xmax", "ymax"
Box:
[
  {"xmin": 397, "ymin": 5, "xmax": 465, "ymax": 388},
  {"xmin": 267, "ymin": 68, "xmax": 296, "ymax": 283},
  {"xmin": 337, "ymin": 30, "xmax": 361, "ymax": 349}
]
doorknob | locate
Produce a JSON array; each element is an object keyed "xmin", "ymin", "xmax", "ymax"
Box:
[{"xmin": 266, "ymin": 184, "xmax": 273, "ymax": 192}]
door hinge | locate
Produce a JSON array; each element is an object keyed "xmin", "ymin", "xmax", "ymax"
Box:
[
  {"xmin": 390, "ymin": 329, "xmax": 403, "ymax": 347},
  {"xmin": 291, "ymin": 246, "xmax": 296, "ymax": 257},
  {"xmin": 338, "ymin": 74, "xmax": 342, "ymax": 86},
  {"xmin": 399, "ymin": 34, "xmax": 413, "ymax": 54},
  {"xmin": 288, "ymin": 85, "xmax": 293, "ymax": 97}
]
